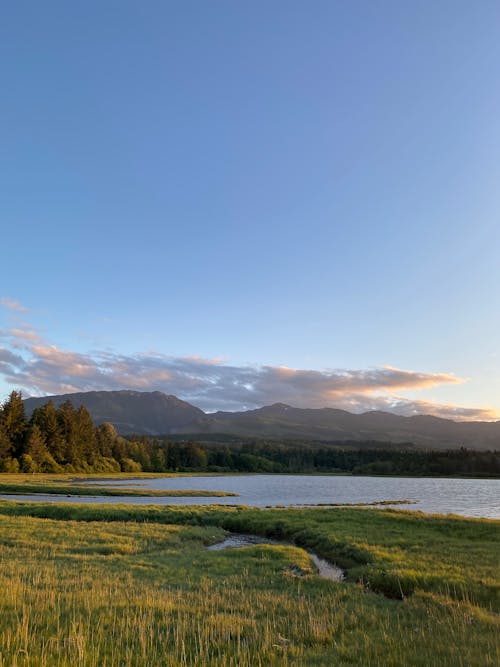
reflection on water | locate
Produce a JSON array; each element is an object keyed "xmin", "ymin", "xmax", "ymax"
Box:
[{"xmin": 0, "ymin": 475, "xmax": 499, "ymax": 519}]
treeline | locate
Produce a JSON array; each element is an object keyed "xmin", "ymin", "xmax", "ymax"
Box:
[
  {"xmin": 1, "ymin": 392, "xmax": 499, "ymax": 476},
  {"xmin": 0, "ymin": 391, "xmax": 145, "ymax": 473},
  {"xmin": 136, "ymin": 437, "xmax": 500, "ymax": 477}
]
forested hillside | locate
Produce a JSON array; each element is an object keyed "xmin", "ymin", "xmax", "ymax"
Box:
[{"xmin": 1, "ymin": 391, "xmax": 499, "ymax": 476}]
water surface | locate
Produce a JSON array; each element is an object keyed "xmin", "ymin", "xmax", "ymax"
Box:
[{"xmin": 1, "ymin": 475, "xmax": 498, "ymax": 519}]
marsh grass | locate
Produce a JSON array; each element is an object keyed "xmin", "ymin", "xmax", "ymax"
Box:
[
  {"xmin": 2, "ymin": 500, "xmax": 496, "ymax": 604},
  {"xmin": 0, "ymin": 474, "xmax": 235, "ymax": 497},
  {"xmin": 0, "ymin": 497, "xmax": 498, "ymax": 665}
]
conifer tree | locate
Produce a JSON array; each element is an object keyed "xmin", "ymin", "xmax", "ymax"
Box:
[
  {"xmin": 73, "ymin": 405, "xmax": 97, "ymax": 465},
  {"xmin": 25, "ymin": 424, "xmax": 58, "ymax": 470},
  {"xmin": 1, "ymin": 391, "xmax": 26, "ymax": 457},
  {"xmin": 96, "ymin": 422, "xmax": 118, "ymax": 457},
  {"xmin": 0, "ymin": 421, "xmax": 13, "ymax": 462},
  {"xmin": 31, "ymin": 401, "xmax": 65, "ymax": 461}
]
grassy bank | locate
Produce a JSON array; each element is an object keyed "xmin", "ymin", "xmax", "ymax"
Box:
[
  {"xmin": 0, "ymin": 500, "xmax": 498, "ymax": 665},
  {"xmin": 0, "ymin": 483, "xmax": 235, "ymax": 498},
  {"xmin": 0, "ymin": 474, "xmax": 236, "ymax": 497}
]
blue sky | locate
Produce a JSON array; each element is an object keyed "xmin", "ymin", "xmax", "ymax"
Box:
[{"xmin": 1, "ymin": 1, "xmax": 499, "ymax": 417}]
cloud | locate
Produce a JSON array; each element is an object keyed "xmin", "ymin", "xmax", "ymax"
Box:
[
  {"xmin": 0, "ymin": 326, "xmax": 496, "ymax": 420},
  {"xmin": 325, "ymin": 394, "xmax": 497, "ymax": 422},
  {"xmin": 391, "ymin": 399, "xmax": 497, "ymax": 421},
  {"xmin": 7, "ymin": 328, "xmax": 43, "ymax": 345},
  {"xmin": 0, "ymin": 297, "xmax": 28, "ymax": 312}
]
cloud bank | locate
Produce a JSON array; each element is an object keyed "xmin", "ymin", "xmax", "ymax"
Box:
[{"xmin": 0, "ymin": 322, "xmax": 496, "ymax": 421}]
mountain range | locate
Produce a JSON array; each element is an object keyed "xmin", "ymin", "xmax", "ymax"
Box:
[{"xmin": 23, "ymin": 390, "xmax": 500, "ymax": 450}]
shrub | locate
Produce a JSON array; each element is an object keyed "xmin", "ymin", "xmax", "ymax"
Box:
[{"xmin": 121, "ymin": 458, "xmax": 142, "ymax": 473}]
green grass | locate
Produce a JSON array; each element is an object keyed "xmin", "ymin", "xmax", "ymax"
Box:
[
  {"xmin": 0, "ymin": 499, "xmax": 498, "ymax": 666},
  {"xmin": 0, "ymin": 483, "xmax": 235, "ymax": 497},
  {"xmin": 0, "ymin": 474, "xmax": 236, "ymax": 497}
]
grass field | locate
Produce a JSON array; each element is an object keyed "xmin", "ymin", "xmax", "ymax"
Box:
[{"xmin": 0, "ymin": 486, "xmax": 498, "ymax": 666}]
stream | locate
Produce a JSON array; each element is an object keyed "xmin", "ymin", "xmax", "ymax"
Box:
[{"xmin": 207, "ymin": 533, "xmax": 345, "ymax": 581}]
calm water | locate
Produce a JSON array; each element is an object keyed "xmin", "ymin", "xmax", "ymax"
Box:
[{"xmin": 1, "ymin": 475, "xmax": 499, "ymax": 519}]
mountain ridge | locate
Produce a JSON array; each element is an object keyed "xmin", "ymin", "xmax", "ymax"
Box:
[
  {"xmin": 24, "ymin": 390, "xmax": 204, "ymax": 436},
  {"xmin": 23, "ymin": 389, "xmax": 500, "ymax": 450}
]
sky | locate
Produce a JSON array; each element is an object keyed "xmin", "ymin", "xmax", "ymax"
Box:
[{"xmin": 1, "ymin": 1, "xmax": 499, "ymax": 418}]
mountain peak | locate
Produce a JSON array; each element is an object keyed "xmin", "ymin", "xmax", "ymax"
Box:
[{"xmin": 24, "ymin": 389, "xmax": 204, "ymax": 435}]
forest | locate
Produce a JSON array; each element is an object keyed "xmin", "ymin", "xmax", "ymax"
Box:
[{"xmin": 0, "ymin": 391, "xmax": 499, "ymax": 477}]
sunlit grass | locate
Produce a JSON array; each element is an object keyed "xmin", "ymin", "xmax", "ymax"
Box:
[
  {"xmin": 0, "ymin": 500, "xmax": 498, "ymax": 665},
  {"xmin": 0, "ymin": 473, "xmax": 235, "ymax": 497}
]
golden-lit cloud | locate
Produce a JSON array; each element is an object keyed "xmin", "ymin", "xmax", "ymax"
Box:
[
  {"xmin": 0, "ymin": 324, "xmax": 496, "ymax": 421},
  {"xmin": 8, "ymin": 328, "xmax": 42, "ymax": 343}
]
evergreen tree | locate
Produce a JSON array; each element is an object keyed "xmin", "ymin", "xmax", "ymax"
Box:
[
  {"xmin": 25, "ymin": 424, "xmax": 58, "ymax": 471},
  {"xmin": 1, "ymin": 391, "xmax": 26, "ymax": 457},
  {"xmin": 73, "ymin": 405, "xmax": 97, "ymax": 465},
  {"xmin": 31, "ymin": 401, "xmax": 66, "ymax": 461},
  {"xmin": 184, "ymin": 442, "xmax": 208, "ymax": 469},
  {"xmin": 150, "ymin": 445, "xmax": 166, "ymax": 471},
  {"xmin": 57, "ymin": 400, "xmax": 77, "ymax": 465},
  {"xmin": 96, "ymin": 422, "xmax": 118, "ymax": 457},
  {"xmin": 0, "ymin": 421, "xmax": 12, "ymax": 460}
]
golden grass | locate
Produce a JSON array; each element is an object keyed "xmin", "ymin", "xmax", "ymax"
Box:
[
  {"xmin": 0, "ymin": 509, "xmax": 498, "ymax": 666},
  {"xmin": 0, "ymin": 473, "xmax": 235, "ymax": 497}
]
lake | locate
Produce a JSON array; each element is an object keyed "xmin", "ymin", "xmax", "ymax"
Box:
[{"xmin": 1, "ymin": 474, "xmax": 499, "ymax": 519}]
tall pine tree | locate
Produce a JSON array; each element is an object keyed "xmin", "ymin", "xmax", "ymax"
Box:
[{"xmin": 1, "ymin": 391, "xmax": 26, "ymax": 458}]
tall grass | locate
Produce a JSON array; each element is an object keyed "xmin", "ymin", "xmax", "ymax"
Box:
[
  {"xmin": 1, "ymin": 500, "xmax": 497, "ymax": 607},
  {"xmin": 0, "ymin": 501, "xmax": 498, "ymax": 665}
]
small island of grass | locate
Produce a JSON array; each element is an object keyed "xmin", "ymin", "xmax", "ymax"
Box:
[{"xmin": 0, "ymin": 474, "xmax": 236, "ymax": 498}]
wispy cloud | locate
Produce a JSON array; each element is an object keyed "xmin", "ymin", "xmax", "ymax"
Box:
[
  {"xmin": 0, "ymin": 297, "xmax": 29, "ymax": 313},
  {"xmin": 0, "ymin": 325, "xmax": 496, "ymax": 420},
  {"xmin": 327, "ymin": 394, "xmax": 497, "ymax": 421}
]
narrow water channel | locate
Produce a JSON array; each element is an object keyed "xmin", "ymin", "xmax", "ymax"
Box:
[{"xmin": 207, "ymin": 534, "xmax": 345, "ymax": 581}]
